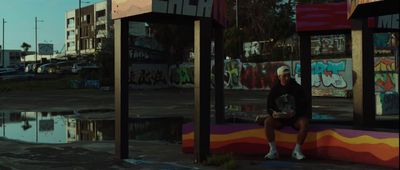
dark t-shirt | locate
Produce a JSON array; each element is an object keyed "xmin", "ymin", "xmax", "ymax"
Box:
[{"xmin": 267, "ymin": 79, "xmax": 309, "ymax": 119}]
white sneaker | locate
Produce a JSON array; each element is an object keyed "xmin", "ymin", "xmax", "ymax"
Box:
[
  {"xmin": 292, "ymin": 151, "xmax": 305, "ymax": 160},
  {"xmin": 264, "ymin": 151, "xmax": 279, "ymax": 160}
]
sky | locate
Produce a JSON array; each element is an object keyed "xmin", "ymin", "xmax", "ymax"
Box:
[{"xmin": 0, "ymin": 0, "xmax": 105, "ymax": 53}]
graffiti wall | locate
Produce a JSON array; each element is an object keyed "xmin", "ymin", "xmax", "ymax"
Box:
[
  {"xmin": 375, "ymin": 57, "xmax": 399, "ymax": 115},
  {"xmin": 129, "ymin": 64, "xmax": 169, "ymax": 89},
  {"xmin": 240, "ymin": 61, "xmax": 291, "ymax": 90},
  {"xmin": 294, "ymin": 58, "xmax": 353, "ymax": 97},
  {"xmin": 135, "ymin": 59, "xmax": 353, "ymax": 97},
  {"xmin": 311, "ymin": 34, "xmax": 346, "ymax": 56}
]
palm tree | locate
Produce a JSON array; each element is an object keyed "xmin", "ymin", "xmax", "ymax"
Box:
[{"xmin": 20, "ymin": 42, "xmax": 31, "ymax": 65}]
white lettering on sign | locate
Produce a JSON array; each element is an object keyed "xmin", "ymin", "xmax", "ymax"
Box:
[
  {"xmin": 153, "ymin": 0, "xmax": 213, "ymax": 17},
  {"xmin": 197, "ymin": 0, "xmax": 213, "ymax": 17},
  {"xmin": 182, "ymin": 0, "xmax": 197, "ymax": 16},
  {"xmin": 168, "ymin": 0, "xmax": 183, "ymax": 14},
  {"xmin": 378, "ymin": 14, "xmax": 399, "ymax": 29}
]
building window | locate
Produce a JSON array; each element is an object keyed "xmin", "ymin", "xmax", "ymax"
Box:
[
  {"xmin": 96, "ymin": 10, "xmax": 106, "ymax": 18},
  {"xmin": 67, "ymin": 18, "xmax": 75, "ymax": 28}
]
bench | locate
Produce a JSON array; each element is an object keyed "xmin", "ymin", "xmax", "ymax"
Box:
[{"xmin": 182, "ymin": 123, "xmax": 399, "ymax": 168}]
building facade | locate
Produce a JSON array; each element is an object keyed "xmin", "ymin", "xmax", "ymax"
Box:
[
  {"xmin": 65, "ymin": 0, "xmax": 149, "ymax": 56},
  {"xmin": 0, "ymin": 50, "xmax": 22, "ymax": 67}
]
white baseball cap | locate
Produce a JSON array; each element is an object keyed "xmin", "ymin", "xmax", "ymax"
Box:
[{"xmin": 277, "ymin": 66, "xmax": 290, "ymax": 76}]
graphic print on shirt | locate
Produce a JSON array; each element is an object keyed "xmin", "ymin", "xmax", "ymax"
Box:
[{"xmin": 275, "ymin": 94, "xmax": 296, "ymax": 114}]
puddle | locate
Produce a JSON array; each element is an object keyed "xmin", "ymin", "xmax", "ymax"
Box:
[
  {"xmin": 0, "ymin": 112, "xmax": 183, "ymax": 144},
  {"xmin": 222, "ymin": 104, "xmax": 338, "ymax": 123}
]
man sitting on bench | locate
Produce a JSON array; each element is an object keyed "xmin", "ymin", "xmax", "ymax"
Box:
[{"xmin": 257, "ymin": 66, "xmax": 310, "ymax": 160}]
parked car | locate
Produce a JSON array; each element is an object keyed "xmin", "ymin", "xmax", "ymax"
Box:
[
  {"xmin": 0, "ymin": 67, "xmax": 17, "ymax": 76},
  {"xmin": 72, "ymin": 63, "xmax": 98, "ymax": 73},
  {"xmin": 37, "ymin": 63, "xmax": 57, "ymax": 74},
  {"xmin": 25, "ymin": 63, "xmax": 34, "ymax": 73},
  {"xmin": 54, "ymin": 61, "xmax": 74, "ymax": 74}
]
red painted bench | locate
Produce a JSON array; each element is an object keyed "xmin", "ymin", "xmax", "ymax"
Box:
[{"xmin": 182, "ymin": 123, "xmax": 399, "ymax": 168}]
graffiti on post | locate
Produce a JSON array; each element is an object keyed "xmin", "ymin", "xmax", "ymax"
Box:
[
  {"xmin": 295, "ymin": 60, "xmax": 350, "ymax": 89},
  {"xmin": 374, "ymin": 57, "xmax": 398, "ymax": 92},
  {"xmin": 129, "ymin": 64, "xmax": 169, "ymax": 88},
  {"xmin": 169, "ymin": 64, "xmax": 194, "ymax": 87},
  {"xmin": 224, "ymin": 59, "xmax": 242, "ymax": 89},
  {"xmin": 374, "ymin": 57, "xmax": 399, "ymax": 115}
]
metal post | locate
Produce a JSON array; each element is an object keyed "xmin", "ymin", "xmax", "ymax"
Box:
[
  {"xmin": 299, "ymin": 34, "xmax": 312, "ymax": 118},
  {"xmin": 235, "ymin": 0, "xmax": 238, "ymax": 28},
  {"xmin": 36, "ymin": 112, "xmax": 38, "ymax": 142},
  {"xmin": 114, "ymin": 18, "xmax": 129, "ymax": 160},
  {"xmin": 215, "ymin": 25, "xmax": 225, "ymax": 124},
  {"xmin": 2, "ymin": 113, "xmax": 5, "ymax": 137},
  {"xmin": 2, "ymin": 18, "xmax": 5, "ymax": 67},
  {"xmin": 78, "ymin": 0, "xmax": 82, "ymax": 58},
  {"xmin": 35, "ymin": 17, "xmax": 37, "ymax": 63},
  {"xmin": 351, "ymin": 18, "xmax": 375, "ymax": 127},
  {"xmin": 194, "ymin": 19, "xmax": 211, "ymax": 163}
]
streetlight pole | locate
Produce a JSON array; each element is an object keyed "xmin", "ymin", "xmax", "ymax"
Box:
[
  {"xmin": 2, "ymin": 18, "xmax": 6, "ymax": 67},
  {"xmin": 35, "ymin": 17, "xmax": 37, "ymax": 63},
  {"xmin": 35, "ymin": 17, "xmax": 44, "ymax": 64},
  {"xmin": 235, "ymin": 0, "xmax": 238, "ymax": 28},
  {"xmin": 78, "ymin": 0, "xmax": 81, "ymax": 58}
]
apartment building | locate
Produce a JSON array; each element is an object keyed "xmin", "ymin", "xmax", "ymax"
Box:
[{"xmin": 65, "ymin": 0, "xmax": 149, "ymax": 56}]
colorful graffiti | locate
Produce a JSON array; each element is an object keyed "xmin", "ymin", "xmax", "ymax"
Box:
[
  {"xmin": 311, "ymin": 34, "xmax": 346, "ymax": 56},
  {"xmin": 135, "ymin": 59, "xmax": 354, "ymax": 97},
  {"xmin": 182, "ymin": 123, "xmax": 399, "ymax": 168},
  {"xmin": 374, "ymin": 57, "xmax": 399, "ymax": 115},
  {"xmin": 129, "ymin": 64, "xmax": 169, "ymax": 88},
  {"xmin": 295, "ymin": 59, "xmax": 351, "ymax": 89},
  {"xmin": 169, "ymin": 64, "xmax": 194, "ymax": 87},
  {"xmin": 224, "ymin": 59, "xmax": 242, "ymax": 89},
  {"xmin": 241, "ymin": 62, "xmax": 288, "ymax": 90},
  {"xmin": 374, "ymin": 57, "xmax": 398, "ymax": 92}
]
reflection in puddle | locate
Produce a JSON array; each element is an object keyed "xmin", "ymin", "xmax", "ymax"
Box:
[
  {"xmin": 223, "ymin": 104, "xmax": 337, "ymax": 122},
  {"xmin": 0, "ymin": 112, "xmax": 183, "ymax": 144}
]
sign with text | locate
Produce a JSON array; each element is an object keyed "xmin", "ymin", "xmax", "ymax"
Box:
[
  {"xmin": 112, "ymin": 0, "xmax": 227, "ymax": 27},
  {"xmin": 38, "ymin": 43, "xmax": 54, "ymax": 55}
]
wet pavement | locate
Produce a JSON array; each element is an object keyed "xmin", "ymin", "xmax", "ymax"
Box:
[
  {"xmin": 0, "ymin": 138, "xmax": 395, "ymax": 170},
  {"xmin": 0, "ymin": 89, "xmax": 356, "ymax": 120},
  {"xmin": 0, "ymin": 89, "xmax": 398, "ymax": 169}
]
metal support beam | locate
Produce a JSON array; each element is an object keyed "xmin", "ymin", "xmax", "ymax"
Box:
[
  {"xmin": 214, "ymin": 25, "xmax": 225, "ymax": 124},
  {"xmin": 194, "ymin": 19, "xmax": 211, "ymax": 163},
  {"xmin": 299, "ymin": 34, "xmax": 312, "ymax": 117},
  {"xmin": 351, "ymin": 18, "xmax": 375, "ymax": 127},
  {"xmin": 114, "ymin": 18, "xmax": 129, "ymax": 160}
]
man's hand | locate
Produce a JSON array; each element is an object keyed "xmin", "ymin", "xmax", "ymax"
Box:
[
  {"xmin": 272, "ymin": 111, "xmax": 295, "ymax": 119},
  {"xmin": 272, "ymin": 111, "xmax": 281, "ymax": 119}
]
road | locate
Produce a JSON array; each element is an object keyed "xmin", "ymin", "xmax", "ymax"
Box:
[{"xmin": 0, "ymin": 88, "xmax": 354, "ymax": 120}]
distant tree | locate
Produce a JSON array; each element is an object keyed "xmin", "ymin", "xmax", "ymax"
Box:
[
  {"xmin": 224, "ymin": 0, "xmax": 296, "ymax": 59},
  {"xmin": 20, "ymin": 42, "xmax": 31, "ymax": 64}
]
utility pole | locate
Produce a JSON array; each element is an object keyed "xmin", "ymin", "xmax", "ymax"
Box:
[
  {"xmin": 35, "ymin": 17, "xmax": 44, "ymax": 65},
  {"xmin": 2, "ymin": 18, "xmax": 5, "ymax": 67},
  {"xmin": 78, "ymin": 0, "xmax": 82, "ymax": 58},
  {"xmin": 235, "ymin": 0, "xmax": 238, "ymax": 28},
  {"xmin": 35, "ymin": 17, "xmax": 37, "ymax": 63}
]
